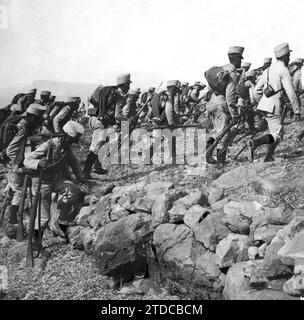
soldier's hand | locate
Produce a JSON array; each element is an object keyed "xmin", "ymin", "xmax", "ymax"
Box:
[{"xmin": 38, "ymin": 159, "xmax": 49, "ymax": 168}]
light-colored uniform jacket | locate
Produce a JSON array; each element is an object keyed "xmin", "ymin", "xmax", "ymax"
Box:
[
  {"xmin": 253, "ymin": 60, "xmax": 299, "ymax": 115},
  {"xmin": 222, "ymin": 64, "xmax": 239, "ymax": 117},
  {"xmin": 292, "ymin": 68, "xmax": 302, "ymax": 93}
]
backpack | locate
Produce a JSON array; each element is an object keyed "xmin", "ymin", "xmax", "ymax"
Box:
[
  {"xmin": 11, "ymin": 93, "xmax": 25, "ymax": 105},
  {"xmin": 204, "ymin": 66, "xmax": 230, "ymax": 94},
  {"xmin": 237, "ymin": 79, "xmax": 250, "ymax": 100},
  {"xmin": 0, "ymin": 115, "xmax": 24, "ymax": 153}
]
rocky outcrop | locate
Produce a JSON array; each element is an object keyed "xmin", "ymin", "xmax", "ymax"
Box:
[{"xmin": 71, "ymin": 161, "xmax": 304, "ymax": 299}]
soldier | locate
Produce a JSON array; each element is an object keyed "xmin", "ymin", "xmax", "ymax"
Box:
[
  {"xmin": 288, "ymin": 58, "xmax": 304, "ymax": 121},
  {"xmin": 83, "ymin": 73, "xmax": 132, "ymax": 179},
  {"xmin": 37, "ymin": 90, "xmax": 52, "ymax": 106},
  {"xmin": 206, "ymin": 46, "xmax": 244, "ymax": 165},
  {"xmin": 151, "ymin": 80, "xmax": 180, "ymax": 126},
  {"xmin": 5, "ymin": 103, "xmax": 47, "ymax": 238},
  {"xmin": 249, "ymin": 42, "xmax": 299, "ymax": 162},
  {"xmin": 53, "ymin": 97, "xmax": 81, "ymax": 133},
  {"xmin": 23, "ymin": 121, "xmax": 86, "ymax": 253},
  {"xmin": 123, "ymin": 90, "xmax": 140, "ymax": 125},
  {"xmin": 237, "ymin": 69, "xmax": 257, "ymax": 134}
]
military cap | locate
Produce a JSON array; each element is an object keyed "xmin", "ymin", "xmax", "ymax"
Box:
[
  {"xmin": 242, "ymin": 62, "xmax": 251, "ymax": 68},
  {"xmin": 116, "ymin": 73, "xmax": 132, "ymax": 86},
  {"xmin": 274, "ymin": 42, "xmax": 292, "ymax": 58},
  {"xmin": 228, "ymin": 46, "xmax": 245, "ymax": 57},
  {"xmin": 63, "ymin": 120, "xmax": 84, "ymax": 137},
  {"xmin": 26, "ymin": 103, "xmax": 47, "ymax": 116},
  {"xmin": 27, "ymin": 88, "xmax": 37, "ymax": 94},
  {"xmin": 264, "ymin": 57, "xmax": 272, "ymax": 64},
  {"xmin": 149, "ymin": 87, "xmax": 156, "ymax": 92},
  {"xmin": 50, "ymin": 95, "xmax": 56, "ymax": 100},
  {"xmin": 10, "ymin": 104, "xmax": 22, "ymax": 112},
  {"xmin": 135, "ymin": 88, "xmax": 141, "ymax": 94},
  {"xmin": 128, "ymin": 90, "xmax": 140, "ymax": 96},
  {"xmin": 182, "ymin": 82, "xmax": 189, "ymax": 86},
  {"xmin": 166, "ymin": 80, "xmax": 179, "ymax": 87},
  {"xmin": 293, "ymin": 58, "xmax": 304, "ymax": 65},
  {"xmin": 40, "ymin": 90, "xmax": 51, "ymax": 96},
  {"xmin": 246, "ymin": 70, "xmax": 257, "ymax": 78}
]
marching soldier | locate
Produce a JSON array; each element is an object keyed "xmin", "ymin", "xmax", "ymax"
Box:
[
  {"xmin": 206, "ymin": 46, "xmax": 245, "ymax": 165},
  {"xmin": 5, "ymin": 103, "xmax": 47, "ymax": 238},
  {"xmin": 289, "ymin": 58, "xmax": 304, "ymax": 121},
  {"xmin": 83, "ymin": 73, "xmax": 132, "ymax": 179},
  {"xmin": 249, "ymin": 42, "xmax": 299, "ymax": 162},
  {"xmin": 24, "ymin": 121, "xmax": 86, "ymax": 253}
]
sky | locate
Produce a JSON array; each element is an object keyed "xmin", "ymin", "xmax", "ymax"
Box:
[{"xmin": 0, "ymin": 0, "xmax": 304, "ymax": 91}]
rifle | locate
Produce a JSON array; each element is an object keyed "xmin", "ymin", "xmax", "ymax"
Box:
[
  {"xmin": 206, "ymin": 121, "xmax": 235, "ymax": 161},
  {"xmin": 16, "ymin": 174, "xmax": 30, "ymax": 242},
  {"xmin": 26, "ymin": 141, "xmax": 52, "ymax": 267},
  {"xmin": 0, "ymin": 188, "xmax": 10, "ymax": 226},
  {"xmin": 129, "ymin": 82, "xmax": 163, "ymax": 134}
]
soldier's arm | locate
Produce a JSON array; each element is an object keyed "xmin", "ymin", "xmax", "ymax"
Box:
[
  {"xmin": 115, "ymin": 97, "xmax": 127, "ymax": 121},
  {"xmin": 151, "ymin": 94, "xmax": 161, "ymax": 118},
  {"xmin": 225, "ymin": 75, "xmax": 238, "ymax": 117},
  {"xmin": 53, "ymin": 106, "xmax": 70, "ymax": 133},
  {"xmin": 5, "ymin": 121, "xmax": 27, "ymax": 160},
  {"xmin": 190, "ymin": 88, "xmax": 199, "ymax": 102},
  {"xmin": 281, "ymin": 68, "xmax": 300, "ymax": 114},
  {"xmin": 23, "ymin": 141, "xmax": 49, "ymax": 170},
  {"xmin": 253, "ymin": 71, "xmax": 266, "ymax": 104}
]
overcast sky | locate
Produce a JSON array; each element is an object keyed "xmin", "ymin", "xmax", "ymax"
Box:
[{"xmin": 0, "ymin": 0, "xmax": 304, "ymax": 90}]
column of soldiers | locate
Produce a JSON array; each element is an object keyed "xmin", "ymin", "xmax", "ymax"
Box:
[{"xmin": 0, "ymin": 41, "xmax": 303, "ymax": 257}]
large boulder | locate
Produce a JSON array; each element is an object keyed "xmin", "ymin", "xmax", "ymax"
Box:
[
  {"xmin": 254, "ymin": 225, "xmax": 283, "ymax": 244},
  {"xmin": 183, "ymin": 205, "xmax": 210, "ymax": 229},
  {"xmin": 193, "ymin": 212, "xmax": 230, "ymax": 252},
  {"xmin": 215, "ymin": 233, "xmax": 251, "ymax": 268},
  {"xmin": 278, "ymin": 230, "xmax": 304, "ymax": 266},
  {"xmin": 76, "ymin": 206, "xmax": 95, "ymax": 227},
  {"xmin": 148, "ymin": 223, "xmax": 225, "ymax": 295},
  {"xmin": 283, "ymin": 274, "xmax": 304, "ymax": 297},
  {"xmin": 223, "ymin": 201, "xmax": 263, "ymax": 220},
  {"xmin": 94, "ymin": 213, "xmax": 154, "ymax": 282},
  {"xmin": 223, "ymin": 260, "xmax": 298, "ymax": 300}
]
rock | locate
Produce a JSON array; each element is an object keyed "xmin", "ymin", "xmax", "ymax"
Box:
[
  {"xmin": 222, "ymin": 213, "xmax": 250, "ymax": 235},
  {"xmin": 248, "ymin": 246, "xmax": 259, "ymax": 260},
  {"xmin": 99, "ymin": 183, "xmax": 115, "ymax": 197},
  {"xmin": 223, "ymin": 201, "xmax": 263, "ymax": 220},
  {"xmin": 278, "ymin": 230, "xmax": 304, "ymax": 265},
  {"xmin": 283, "ymin": 274, "xmax": 304, "ymax": 297},
  {"xmin": 183, "ymin": 205, "xmax": 210, "ymax": 229},
  {"xmin": 193, "ymin": 212, "xmax": 230, "ymax": 252},
  {"xmin": 207, "ymin": 186, "xmax": 224, "ymax": 205},
  {"xmin": 7, "ymin": 242, "xmax": 26, "ymax": 264},
  {"xmin": 151, "ymin": 190, "xmax": 186, "ymax": 226},
  {"xmin": 275, "ymin": 216, "xmax": 304, "ymax": 243},
  {"xmin": 119, "ymin": 284, "xmax": 137, "ymax": 295},
  {"xmin": 132, "ymin": 279, "xmax": 162, "ymax": 295},
  {"xmin": 67, "ymin": 225, "xmax": 84, "ymax": 249},
  {"xmin": 109, "ymin": 203, "xmax": 129, "ymax": 221},
  {"xmin": 95, "ymin": 213, "xmax": 153, "ymax": 282},
  {"xmin": 87, "ymin": 194, "xmax": 112, "ymax": 228},
  {"xmin": 149, "ymin": 223, "xmax": 224, "ymax": 294},
  {"xmin": 254, "ymin": 225, "xmax": 283, "ymax": 244},
  {"xmin": 258, "ymin": 243, "xmax": 268, "ymax": 258},
  {"xmin": 168, "ymin": 203, "xmax": 187, "ymax": 223},
  {"xmin": 76, "ymin": 206, "xmax": 95, "ymax": 226},
  {"xmin": 215, "ymin": 233, "xmax": 250, "ymax": 267},
  {"xmin": 79, "ymin": 227, "xmax": 97, "ymax": 252},
  {"xmin": 211, "ymin": 198, "xmax": 229, "ymax": 212},
  {"xmin": 173, "ymin": 191, "xmax": 209, "ymax": 210},
  {"xmin": 223, "ymin": 260, "xmax": 297, "ymax": 300},
  {"xmin": 0, "ymin": 235, "xmax": 10, "ymax": 246},
  {"xmin": 258, "ymin": 240, "xmax": 293, "ymax": 279}
]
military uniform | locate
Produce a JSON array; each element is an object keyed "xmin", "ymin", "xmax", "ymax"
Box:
[
  {"xmin": 250, "ymin": 43, "xmax": 299, "ymax": 162},
  {"xmin": 24, "ymin": 121, "xmax": 85, "ymax": 231},
  {"xmin": 4, "ymin": 104, "xmax": 46, "ymax": 238}
]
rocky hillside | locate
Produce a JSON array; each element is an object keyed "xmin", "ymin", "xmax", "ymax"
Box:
[{"xmin": 1, "ymin": 117, "xmax": 304, "ymax": 300}]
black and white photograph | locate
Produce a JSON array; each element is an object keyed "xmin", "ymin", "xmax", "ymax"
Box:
[{"xmin": 1, "ymin": 0, "xmax": 304, "ymax": 311}]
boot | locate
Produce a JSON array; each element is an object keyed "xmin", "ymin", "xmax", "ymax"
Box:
[
  {"xmin": 93, "ymin": 159, "xmax": 108, "ymax": 175},
  {"xmin": 206, "ymin": 137, "xmax": 217, "ymax": 164},
  {"xmin": 83, "ymin": 152, "xmax": 98, "ymax": 179},
  {"xmin": 247, "ymin": 133, "xmax": 274, "ymax": 162},
  {"xmin": 264, "ymin": 142, "xmax": 277, "ymax": 162},
  {"xmin": 5, "ymin": 205, "xmax": 19, "ymax": 239}
]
